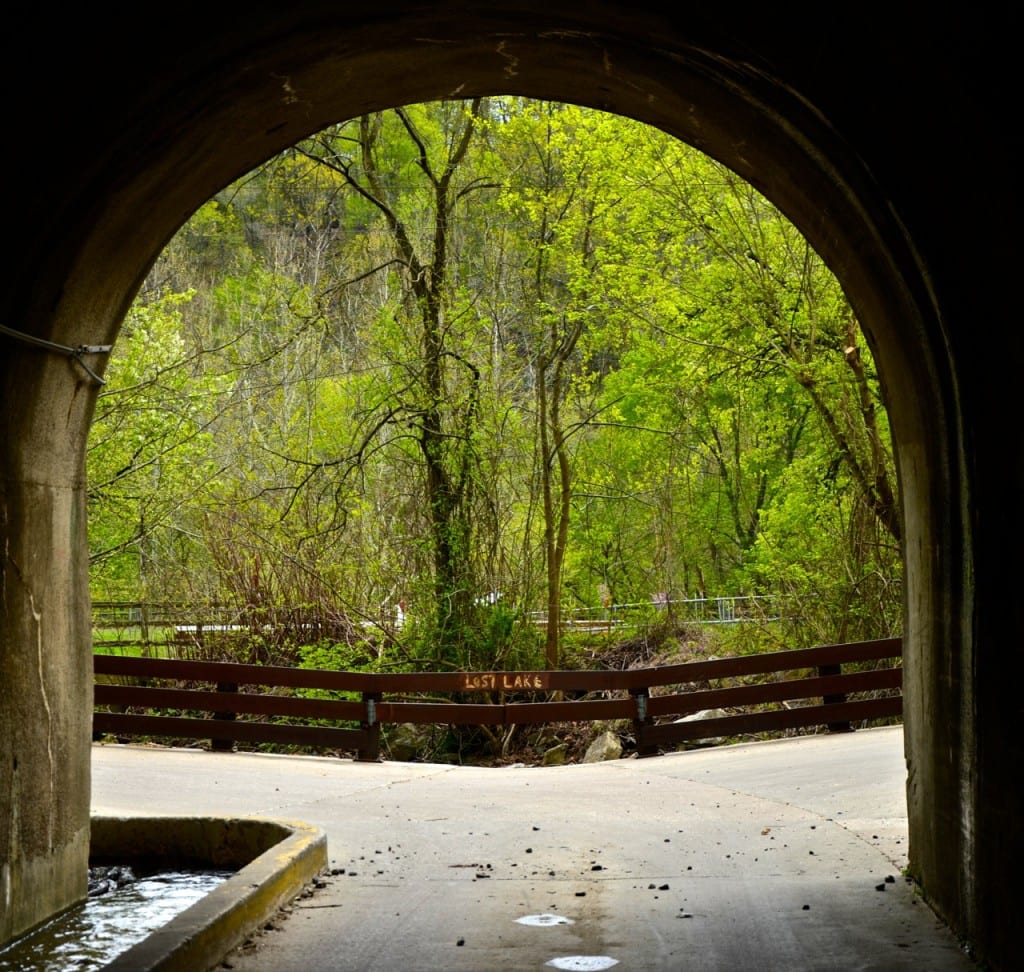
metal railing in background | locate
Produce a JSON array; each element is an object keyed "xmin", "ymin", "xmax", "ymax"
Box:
[{"xmin": 91, "ymin": 594, "xmax": 786, "ymax": 654}]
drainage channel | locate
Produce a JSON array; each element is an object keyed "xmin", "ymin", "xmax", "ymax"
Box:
[{"xmin": 0, "ymin": 866, "xmax": 232, "ymax": 971}]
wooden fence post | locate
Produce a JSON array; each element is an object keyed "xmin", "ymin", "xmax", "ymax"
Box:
[
  {"xmin": 211, "ymin": 681, "xmax": 238, "ymax": 750},
  {"xmin": 818, "ymin": 664, "xmax": 852, "ymax": 733},
  {"xmin": 357, "ymin": 692, "xmax": 382, "ymax": 762},
  {"xmin": 631, "ymin": 687, "xmax": 658, "ymax": 757}
]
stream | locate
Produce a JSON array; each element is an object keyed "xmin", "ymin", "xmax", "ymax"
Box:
[{"xmin": 0, "ymin": 866, "xmax": 231, "ymax": 971}]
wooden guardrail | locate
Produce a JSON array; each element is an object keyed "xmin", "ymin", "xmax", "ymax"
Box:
[{"xmin": 93, "ymin": 637, "xmax": 902, "ymax": 761}]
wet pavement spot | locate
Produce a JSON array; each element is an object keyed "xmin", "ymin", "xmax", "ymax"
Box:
[
  {"xmin": 546, "ymin": 957, "xmax": 619, "ymax": 970},
  {"xmin": 516, "ymin": 914, "xmax": 575, "ymax": 926}
]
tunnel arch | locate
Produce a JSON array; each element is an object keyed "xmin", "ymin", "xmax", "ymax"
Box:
[
  {"xmin": 69, "ymin": 5, "xmax": 964, "ymax": 911},
  {"xmin": 4, "ymin": 5, "xmax": 998, "ymax": 963}
]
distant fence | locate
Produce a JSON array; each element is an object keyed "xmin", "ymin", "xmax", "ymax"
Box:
[
  {"xmin": 91, "ymin": 594, "xmax": 786, "ymax": 652},
  {"xmin": 528, "ymin": 595, "xmax": 783, "ymax": 636},
  {"xmin": 93, "ymin": 637, "xmax": 902, "ymax": 761},
  {"xmin": 90, "ymin": 600, "xmax": 388, "ymax": 649}
]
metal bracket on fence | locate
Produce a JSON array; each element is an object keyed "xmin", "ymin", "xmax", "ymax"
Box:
[
  {"xmin": 634, "ymin": 693, "xmax": 647, "ymax": 722},
  {"xmin": 365, "ymin": 697, "xmax": 377, "ymax": 726}
]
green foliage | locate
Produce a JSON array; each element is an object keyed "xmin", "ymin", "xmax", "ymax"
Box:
[
  {"xmin": 295, "ymin": 640, "xmax": 386, "ymax": 704},
  {"xmin": 89, "ymin": 96, "xmax": 901, "ymax": 672},
  {"xmin": 87, "ymin": 290, "xmax": 229, "ymax": 602},
  {"xmin": 394, "ymin": 600, "xmax": 543, "ymax": 673}
]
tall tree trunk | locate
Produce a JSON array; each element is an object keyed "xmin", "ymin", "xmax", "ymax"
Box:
[{"xmin": 539, "ymin": 313, "xmax": 584, "ymax": 669}]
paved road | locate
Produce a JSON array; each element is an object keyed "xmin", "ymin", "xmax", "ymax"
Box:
[{"xmin": 91, "ymin": 727, "xmax": 977, "ymax": 971}]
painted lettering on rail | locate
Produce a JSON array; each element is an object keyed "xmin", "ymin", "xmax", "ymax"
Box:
[{"xmin": 460, "ymin": 673, "xmax": 548, "ymax": 691}]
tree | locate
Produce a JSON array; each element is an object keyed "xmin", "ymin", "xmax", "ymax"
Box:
[
  {"xmin": 576, "ymin": 122, "xmax": 901, "ymax": 638},
  {"xmin": 287, "ymin": 101, "xmax": 508, "ymax": 663},
  {"xmin": 87, "ymin": 290, "xmax": 228, "ymax": 604},
  {"xmin": 93, "ymin": 96, "xmax": 901, "ymax": 666}
]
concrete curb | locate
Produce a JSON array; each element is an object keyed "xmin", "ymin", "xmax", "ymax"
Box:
[{"xmin": 90, "ymin": 815, "xmax": 328, "ymax": 972}]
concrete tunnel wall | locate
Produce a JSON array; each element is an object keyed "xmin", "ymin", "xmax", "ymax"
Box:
[{"xmin": 1, "ymin": 5, "xmax": 1020, "ymax": 968}]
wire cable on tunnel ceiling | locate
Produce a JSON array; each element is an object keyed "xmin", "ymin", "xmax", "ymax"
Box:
[{"xmin": 0, "ymin": 322, "xmax": 112, "ymax": 385}]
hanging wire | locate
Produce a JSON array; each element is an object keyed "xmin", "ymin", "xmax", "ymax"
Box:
[{"xmin": 0, "ymin": 323, "xmax": 112, "ymax": 385}]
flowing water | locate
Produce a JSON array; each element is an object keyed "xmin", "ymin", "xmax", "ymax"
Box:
[{"xmin": 0, "ymin": 866, "xmax": 231, "ymax": 971}]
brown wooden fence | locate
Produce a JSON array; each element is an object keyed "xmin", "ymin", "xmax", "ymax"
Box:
[{"xmin": 93, "ymin": 637, "xmax": 902, "ymax": 761}]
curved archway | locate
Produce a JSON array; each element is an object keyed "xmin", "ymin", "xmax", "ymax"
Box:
[{"xmin": 2, "ymin": 7, "xmax": 1011, "ymax": 966}]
